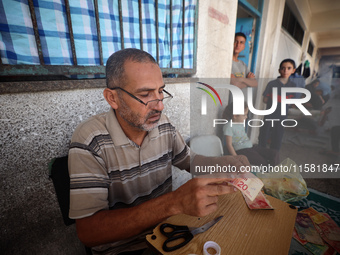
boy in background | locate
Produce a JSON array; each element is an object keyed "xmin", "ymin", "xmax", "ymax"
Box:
[
  {"xmin": 230, "ymin": 32, "xmax": 258, "ymax": 132},
  {"xmin": 258, "ymin": 59, "xmax": 297, "ymax": 151},
  {"xmin": 230, "ymin": 32, "xmax": 258, "ymax": 100}
]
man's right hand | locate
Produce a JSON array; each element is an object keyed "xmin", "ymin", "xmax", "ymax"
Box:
[{"xmin": 171, "ymin": 177, "xmax": 236, "ymax": 217}]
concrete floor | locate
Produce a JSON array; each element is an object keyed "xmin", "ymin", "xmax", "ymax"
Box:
[{"xmin": 1, "ymin": 187, "xmax": 86, "ymax": 255}]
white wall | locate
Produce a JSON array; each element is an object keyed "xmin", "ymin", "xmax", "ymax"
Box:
[
  {"xmin": 191, "ymin": 0, "xmax": 238, "ymax": 139},
  {"xmin": 274, "ymin": 29, "xmax": 303, "ymax": 77},
  {"xmin": 196, "ymin": 0, "xmax": 237, "ymax": 78},
  {"xmin": 249, "ymin": 0, "xmax": 286, "ymax": 142}
]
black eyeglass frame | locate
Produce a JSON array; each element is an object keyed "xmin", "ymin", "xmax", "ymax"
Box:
[{"xmin": 109, "ymin": 86, "xmax": 173, "ymax": 107}]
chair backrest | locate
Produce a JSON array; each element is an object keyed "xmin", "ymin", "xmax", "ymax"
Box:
[
  {"xmin": 49, "ymin": 156, "xmax": 75, "ymax": 226},
  {"xmin": 49, "ymin": 156, "xmax": 93, "ymax": 254},
  {"xmin": 190, "ymin": 135, "xmax": 224, "ymax": 157}
]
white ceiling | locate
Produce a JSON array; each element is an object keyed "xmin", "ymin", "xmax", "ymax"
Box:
[
  {"xmin": 307, "ymin": 0, "xmax": 340, "ymax": 57},
  {"xmin": 308, "ymin": 0, "xmax": 340, "ymax": 14}
]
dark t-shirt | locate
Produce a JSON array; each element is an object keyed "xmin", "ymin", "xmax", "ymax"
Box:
[{"xmin": 262, "ymin": 78, "xmax": 296, "ymax": 119}]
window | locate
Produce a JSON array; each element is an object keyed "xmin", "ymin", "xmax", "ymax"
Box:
[
  {"xmin": 281, "ymin": 3, "xmax": 304, "ymax": 45},
  {"xmin": 0, "ymin": 0, "xmax": 198, "ymax": 79},
  {"xmin": 307, "ymin": 40, "xmax": 314, "ymax": 56}
]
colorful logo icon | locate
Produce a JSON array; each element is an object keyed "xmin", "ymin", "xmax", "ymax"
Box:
[
  {"xmin": 196, "ymin": 82, "xmax": 222, "ymax": 106},
  {"xmin": 197, "ymin": 82, "xmax": 222, "ymax": 115}
]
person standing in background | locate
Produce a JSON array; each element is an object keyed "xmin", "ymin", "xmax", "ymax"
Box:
[
  {"xmin": 258, "ymin": 59, "xmax": 297, "ymax": 151},
  {"xmin": 230, "ymin": 32, "xmax": 258, "ymax": 96},
  {"xmin": 230, "ymin": 32, "xmax": 258, "ymax": 132}
]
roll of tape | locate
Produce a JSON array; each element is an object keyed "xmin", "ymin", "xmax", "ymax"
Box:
[{"xmin": 203, "ymin": 241, "xmax": 221, "ymax": 255}]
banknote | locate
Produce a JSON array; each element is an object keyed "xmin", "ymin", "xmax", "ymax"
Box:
[
  {"xmin": 242, "ymin": 191, "xmax": 274, "ymax": 210},
  {"xmin": 315, "ymin": 222, "xmax": 340, "ymax": 254},
  {"xmin": 293, "ymin": 227, "xmax": 308, "ymax": 245},
  {"xmin": 318, "ymin": 213, "xmax": 340, "ymax": 241},
  {"xmin": 295, "ymin": 212, "xmax": 324, "ymax": 245},
  {"xmin": 319, "ymin": 232, "xmax": 340, "ymax": 254},
  {"xmin": 229, "ymin": 172, "xmax": 264, "ymax": 201},
  {"xmin": 301, "ymin": 207, "xmax": 329, "ymax": 225},
  {"xmin": 304, "ymin": 242, "xmax": 333, "ymax": 255}
]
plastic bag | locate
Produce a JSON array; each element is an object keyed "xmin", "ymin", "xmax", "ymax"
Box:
[{"xmin": 255, "ymin": 158, "xmax": 309, "ymax": 202}]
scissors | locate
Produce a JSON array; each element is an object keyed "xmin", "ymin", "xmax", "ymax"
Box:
[{"xmin": 160, "ymin": 216, "xmax": 223, "ymax": 252}]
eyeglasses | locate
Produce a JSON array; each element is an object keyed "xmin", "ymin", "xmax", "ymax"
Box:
[{"xmin": 110, "ymin": 86, "xmax": 173, "ymax": 109}]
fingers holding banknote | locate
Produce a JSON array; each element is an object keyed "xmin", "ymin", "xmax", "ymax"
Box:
[{"xmin": 172, "ymin": 177, "xmax": 237, "ymax": 217}]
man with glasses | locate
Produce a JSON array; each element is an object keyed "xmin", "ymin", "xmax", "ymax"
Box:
[{"xmin": 68, "ymin": 48, "xmax": 249, "ymax": 255}]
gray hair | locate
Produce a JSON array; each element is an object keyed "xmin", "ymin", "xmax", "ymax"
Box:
[{"xmin": 106, "ymin": 48, "xmax": 157, "ymax": 88}]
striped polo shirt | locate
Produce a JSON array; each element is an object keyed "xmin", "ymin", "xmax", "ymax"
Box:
[{"xmin": 68, "ymin": 108, "xmax": 190, "ymax": 254}]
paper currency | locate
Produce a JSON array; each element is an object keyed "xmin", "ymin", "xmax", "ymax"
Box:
[
  {"xmin": 319, "ymin": 232, "xmax": 340, "ymax": 254},
  {"xmin": 242, "ymin": 191, "xmax": 274, "ymax": 210},
  {"xmin": 318, "ymin": 213, "xmax": 340, "ymax": 242},
  {"xmin": 315, "ymin": 222, "xmax": 340, "ymax": 254},
  {"xmin": 301, "ymin": 207, "xmax": 329, "ymax": 225},
  {"xmin": 304, "ymin": 242, "xmax": 332, "ymax": 255},
  {"xmin": 293, "ymin": 227, "xmax": 308, "ymax": 245},
  {"xmin": 295, "ymin": 212, "xmax": 324, "ymax": 245},
  {"xmin": 229, "ymin": 172, "xmax": 264, "ymax": 201}
]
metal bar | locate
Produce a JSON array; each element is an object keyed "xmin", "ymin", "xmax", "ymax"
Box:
[
  {"xmin": 27, "ymin": 0, "xmax": 44, "ymax": 65},
  {"xmin": 170, "ymin": 0, "xmax": 173, "ymax": 68},
  {"xmin": 118, "ymin": 0, "xmax": 124, "ymax": 49},
  {"xmin": 138, "ymin": 0, "xmax": 143, "ymax": 51},
  {"xmin": 64, "ymin": 0, "xmax": 77, "ymax": 65},
  {"xmin": 0, "ymin": 65, "xmax": 105, "ymax": 76},
  {"xmin": 192, "ymin": 0, "xmax": 199, "ymax": 73},
  {"xmin": 155, "ymin": 0, "xmax": 159, "ymax": 63},
  {"xmin": 250, "ymin": 0, "xmax": 264, "ymax": 74},
  {"xmin": 94, "ymin": 0, "xmax": 103, "ymax": 65},
  {"xmin": 0, "ymin": 79, "xmax": 106, "ymax": 95},
  {"xmin": 0, "ymin": 78, "xmax": 195, "ymax": 95},
  {"xmin": 0, "ymin": 65, "xmax": 196, "ymax": 76},
  {"xmin": 181, "ymin": 0, "xmax": 185, "ymax": 68},
  {"xmin": 161, "ymin": 67, "xmax": 195, "ymax": 74}
]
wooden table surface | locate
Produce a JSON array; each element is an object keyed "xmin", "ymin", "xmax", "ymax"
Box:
[{"xmin": 146, "ymin": 191, "xmax": 297, "ymax": 255}]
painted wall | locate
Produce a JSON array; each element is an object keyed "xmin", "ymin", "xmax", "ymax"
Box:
[
  {"xmin": 249, "ymin": 0, "xmax": 286, "ymax": 142},
  {"xmin": 192, "ymin": 0, "xmax": 237, "ymax": 141},
  {"xmin": 275, "ymin": 30, "xmax": 302, "ymax": 77}
]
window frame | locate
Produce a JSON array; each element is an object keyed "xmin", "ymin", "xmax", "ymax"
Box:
[
  {"xmin": 0, "ymin": 0, "xmax": 199, "ymax": 78},
  {"xmin": 281, "ymin": 3, "xmax": 304, "ymax": 46},
  {"xmin": 237, "ymin": 0, "xmax": 264, "ymax": 74},
  {"xmin": 307, "ymin": 39, "xmax": 314, "ymax": 56}
]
